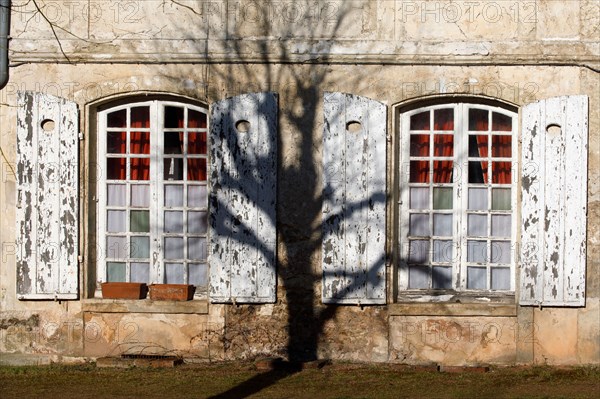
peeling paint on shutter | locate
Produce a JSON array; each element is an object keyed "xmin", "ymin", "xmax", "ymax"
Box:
[
  {"xmin": 16, "ymin": 92, "xmax": 79, "ymax": 300},
  {"xmin": 520, "ymin": 95, "xmax": 588, "ymax": 307},
  {"xmin": 322, "ymin": 92, "xmax": 387, "ymax": 305},
  {"xmin": 208, "ymin": 92, "xmax": 277, "ymax": 303}
]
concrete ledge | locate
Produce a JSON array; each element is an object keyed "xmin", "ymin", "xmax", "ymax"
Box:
[
  {"xmin": 96, "ymin": 357, "xmax": 182, "ymax": 368},
  {"xmin": 389, "ymin": 302, "xmax": 517, "ymax": 317},
  {"xmin": 82, "ymin": 299, "xmax": 209, "ymax": 314}
]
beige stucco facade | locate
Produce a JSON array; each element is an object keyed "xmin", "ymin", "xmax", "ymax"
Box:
[{"xmin": 0, "ymin": 1, "xmax": 598, "ymax": 366}]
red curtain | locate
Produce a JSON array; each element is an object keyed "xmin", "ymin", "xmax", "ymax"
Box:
[
  {"xmin": 492, "ymin": 135, "xmax": 512, "ymax": 184},
  {"xmin": 130, "ymin": 108, "xmax": 150, "ymax": 180}
]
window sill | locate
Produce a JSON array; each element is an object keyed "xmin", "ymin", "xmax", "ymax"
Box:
[
  {"xmin": 391, "ymin": 292, "xmax": 516, "ymax": 316},
  {"xmin": 82, "ymin": 299, "xmax": 209, "ymax": 314}
]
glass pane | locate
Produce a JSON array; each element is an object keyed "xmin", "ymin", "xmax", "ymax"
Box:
[
  {"xmin": 107, "ymin": 109, "xmax": 126, "ymax": 128},
  {"xmin": 492, "ymin": 188, "xmax": 511, "ymax": 210},
  {"xmin": 107, "ymin": 210, "xmax": 126, "ymax": 232},
  {"xmin": 164, "ymin": 132, "xmax": 183, "ymax": 154},
  {"xmin": 165, "ymin": 106, "xmax": 184, "ymax": 128},
  {"xmin": 468, "ymin": 188, "xmax": 488, "ymax": 210},
  {"xmin": 107, "ymin": 158, "xmax": 126, "ymax": 180},
  {"xmin": 130, "ymin": 210, "xmax": 150, "ymax": 232},
  {"xmin": 130, "ymin": 236, "xmax": 150, "ymax": 258},
  {"xmin": 433, "ymin": 240, "xmax": 452, "ymax": 263},
  {"xmin": 469, "ymin": 135, "xmax": 488, "ymax": 157},
  {"xmin": 432, "ymin": 266, "xmax": 452, "ymax": 289},
  {"xmin": 188, "ymin": 237, "xmax": 207, "ymax": 260},
  {"xmin": 434, "ymin": 108, "xmax": 453, "ymax": 130},
  {"xmin": 434, "ymin": 135, "xmax": 453, "ymax": 156},
  {"xmin": 409, "ymin": 214, "xmax": 429, "ymax": 236},
  {"xmin": 164, "ymin": 158, "xmax": 184, "ymax": 180},
  {"xmin": 131, "ymin": 185, "xmax": 150, "ymax": 207},
  {"xmin": 433, "ymin": 214, "xmax": 452, "ymax": 236},
  {"xmin": 408, "ymin": 266, "xmax": 429, "ymax": 289},
  {"xmin": 492, "ymin": 112, "xmax": 512, "ymax": 131},
  {"xmin": 410, "ymin": 111, "xmax": 430, "ymax": 130},
  {"xmin": 433, "ymin": 187, "xmax": 452, "ymax": 209},
  {"xmin": 408, "ymin": 240, "xmax": 429, "ymax": 263},
  {"xmin": 492, "ymin": 135, "xmax": 512, "ymax": 157},
  {"xmin": 409, "ymin": 188, "xmax": 428, "ymax": 210},
  {"xmin": 107, "ymin": 184, "xmax": 126, "ymax": 206},
  {"xmin": 433, "ymin": 161, "xmax": 453, "ymax": 183},
  {"xmin": 467, "ymin": 240, "xmax": 488, "ymax": 263},
  {"xmin": 131, "ymin": 262, "xmax": 149, "ymax": 284},
  {"xmin": 467, "ymin": 267, "xmax": 487, "ymax": 289},
  {"xmin": 130, "ymin": 132, "xmax": 150, "ymax": 154},
  {"xmin": 107, "ymin": 262, "xmax": 126, "ymax": 282},
  {"xmin": 189, "ymin": 132, "xmax": 207, "ymax": 154},
  {"xmin": 188, "ymin": 211, "xmax": 208, "ymax": 234},
  {"xmin": 165, "ymin": 184, "xmax": 184, "ymax": 207},
  {"xmin": 468, "ymin": 161, "xmax": 488, "ymax": 184},
  {"xmin": 165, "ymin": 263, "xmax": 185, "ymax": 284},
  {"xmin": 164, "ymin": 237, "xmax": 184, "ymax": 259},
  {"xmin": 491, "ymin": 215, "xmax": 511, "ymax": 237},
  {"xmin": 188, "ymin": 185, "xmax": 207, "ymax": 208},
  {"xmin": 409, "ymin": 161, "xmax": 429, "ymax": 183},
  {"xmin": 189, "ymin": 263, "xmax": 208, "ymax": 287},
  {"xmin": 410, "ymin": 135, "xmax": 430, "ymax": 156},
  {"xmin": 165, "ymin": 211, "xmax": 184, "ymax": 233},
  {"xmin": 469, "ymin": 108, "xmax": 488, "ymax": 131},
  {"xmin": 492, "ymin": 162, "xmax": 512, "ymax": 184},
  {"xmin": 188, "ymin": 158, "xmax": 207, "ymax": 181},
  {"xmin": 131, "ymin": 106, "xmax": 150, "ymax": 128},
  {"xmin": 188, "ymin": 109, "xmax": 207, "ymax": 128},
  {"xmin": 491, "ymin": 241, "xmax": 511, "ymax": 264},
  {"xmin": 107, "ymin": 131, "xmax": 126, "ymax": 153},
  {"xmin": 131, "ymin": 158, "xmax": 150, "ymax": 180},
  {"xmin": 491, "ymin": 268, "xmax": 510, "ymax": 290},
  {"xmin": 468, "ymin": 214, "xmax": 487, "ymax": 237},
  {"xmin": 106, "ymin": 236, "xmax": 127, "ymax": 259}
]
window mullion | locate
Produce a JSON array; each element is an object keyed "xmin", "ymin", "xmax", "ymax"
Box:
[
  {"xmin": 456, "ymin": 104, "xmax": 468, "ymax": 291},
  {"xmin": 151, "ymin": 101, "xmax": 163, "ymax": 284}
]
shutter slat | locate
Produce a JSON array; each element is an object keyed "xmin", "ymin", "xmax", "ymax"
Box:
[
  {"xmin": 16, "ymin": 91, "xmax": 79, "ymax": 300},
  {"xmin": 322, "ymin": 92, "xmax": 387, "ymax": 305},
  {"xmin": 209, "ymin": 92, "xmax": 278, "ymax": 303}
]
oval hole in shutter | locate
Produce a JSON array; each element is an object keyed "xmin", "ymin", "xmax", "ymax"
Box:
[
  {"xmin": 346, "ymin": 120, "xmax": 362, "ymax": 133},
  {"xmin": 41, "ymin": 119, "xmax": 55, "ymax": 132},
  {"xmin": 235, "ymin": 120, "xmax": 251, "ymax": 133},
  {"xmin": 546, "ymin": 124, "xmax": 561, "ymax": 137}
]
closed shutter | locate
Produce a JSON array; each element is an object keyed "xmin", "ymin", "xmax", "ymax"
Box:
[
  {"xmin": 322, "ymin": 92, "xmax": 387, "ymax": 304},
  {"xmin": 208, "ymin": 92, "xmax": 278, "ymax": 303},
  {"xmin": 16, "ymin": 92, "xmax": 79, "ymax": 300},
  {"xmin": 520, "ymin": 95, "xmax": 588, "ymax": 306}
]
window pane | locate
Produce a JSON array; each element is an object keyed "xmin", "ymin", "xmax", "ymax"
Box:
[
  {"xmin": 188, "ymin": 158, "xmax": 207, "ymax": 181},
  {"xmin": 409, "ymin": 161, "xmax": 429, "ymax": 183},
  {"xmin": 468, "ymin": 188, "xmax": 488, "ymax": 210},
  {"xmin": 131, "ymin": 185, "xmax": 150, "ymax": 207},
  {"xmin": 164, "ymin": 237, "xmax": 184, "ymax": 259},
  {"xmin": 165, "ymin": 106, "xmax": 184, "ymax": 128},
  {"xmin": 188, "ymin": 237, "xmax": 207, "ymax": 260},
  {"xmin": 107, "ymin": 158, "xmax": 126, "ymax": 180},
  {"xmin": 131, "ymin": 106, "xmax": 150, "ymax": 128},
  {"xmin": 410, "ymin": 111, "xmax": 430, "ymax": 130},
  {"xmin": 491, "ymin": 268, "xmax": 510, "ymax": 290},
  {"xmin": 188, "ymin": 211, "xmax": 208, "ymax": 234},
  {"xmin": 410, "ymin": 188, "xmax": 428, "ymax": 210},
  {"xmin": 467, "ymin": 240, "xmax": 488, "ymax": 263},
  {"xmin": 410, "ymin": 134, "xmax": 430, "ymax": 156},
  {"xmin": 433, "ymin": 187, "xmax": 452, "ymax": 209},
  {"xmin": 433, "ymin": 214, "xmax": 452, "ymax": 236},
  {"xmin": 468, "ymin": 161, "xmax": 488, "ymax": 184},
  {"xmin": 107, "ymin": 109, "xmax": 126, "ymax": 128},
  {"xmin": 409, "ymin": 266, "xmax": 429, "ymax": 289},
  {"xmin": 165, "ymin": 184, "xmax": 184, "ymax": 207},
  {"xmin": 107, "ymin": 210, "xmax": 126, "ymax": 232},
  {"xmin": 408, "ymin": 240, "xmax": 429, "ymax": 263},
  {"xmin": 491, "ymin": 241, "xmax": 511, "ymax": 264},
  {"xmin": 164, "ymin": 132, "xmax": 183, "ymax": 154},
  {"xmin": 107, "ymin": 262, "xmax": 126, "ymax": 282},
  {"xmin": 469, "ymin": 135, "xmax": 488, "ymax": 157},
  {"xmin": 433, "ymin": 161, "xmax": 453, "ymax": 183},
  {"xmin": 130, "ymin": 236, "xmax": 150, "ymax": 258},
  {"xmin": 189, "ymin": 132, "xmax": 207, "ymax": 154},
  {"xmin": 130, "ymin": 132, "xmax": 150, "ymax": 154},
  {"xmin": 434, "ymin": 135, "xmax": 453, "ymax": 156},
  {"xmin": 492, "ymin": 188, "xmax": 511, "ymax": 210},
  {"xmin": 434, "ymin": 108, "xmax": 453, "ymax": 130},
  {"xmin": 165, "ymin": 263, "xmax": 185, "ymax": 284},
  {"xmin": 106, "ymin": 236, "xmax": 127, "ymax": 259},
  {"xmin": 165, "ymin": 211, "xmax": 184, "ymax": 233},
  {"xmin": 467, "ymin": 267, "xmax": 487, "ymax": 289},
  {"xmin": 432, "ymin": 266, "xmax": 452, "ymax": 289},
  {"xmin": 164, "ymin": 158, "xmax": 184, "ymax": 180},
  {"xmin": 131, "ymin": 158, "xmax": 150, "ymax": 180},
  {"xmin": 188, "ymin": 109, "xmax": 207, "ymax": 129},
  {"xmin": 107, "ymin": 184, "xmax": 126, "ymax": 206},
  {"xmin": 131, "ymin": 262, "xmax": 149, "ymax": 284},
  {"xmin": 492, "ymin": 112, "xmax": 512, "ymax": 131},
  {"xmin": 491, "ymin": 215, "xmax": 511, "ymax": 237},
  {"xmin": 492, "ymin": 135, "xmax": 511, "ymax": 157},
  {"xmin": 188, "ymin": 185, "xmax": 207, "ymax": 208},
  {"xmin": 409, "ymin": 214, "xmax": 429, "ymax": 236},
  {"xmin": 107, "ymin": 131, "xmax": 126, "ymax": 153},
  {"xmin": 189, "ymin": 263, "xmax": 208, "ymax": 287},
  {"xmin": 433, "ymin": 240, "xmax": 452, "ymax": 263},
  {"xmin": 467, "ymin": 214, "xmax": 487, "ymax": 237},
  {"xmin": 469, "ymin": 109, "xmax": 488, "ymax": 131},
  {"xmin": 492, "ymin": 162, "xmax": 512, "ymax": 184},
  {"xmin": 130, "ymin": 210, "xmax": 150, "ymax": 232}
]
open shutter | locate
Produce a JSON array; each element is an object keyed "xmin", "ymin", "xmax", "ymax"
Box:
[
  {"xmin": 16, "ymin": 92, "xmax": 79, "ymax": 300},
  {"xmin": 208, "ymin": 92, "xmax": 277, "ymax": 303},
  {"xmin": 520, "ymin": 95, "xmax": 588, "ymax": 307},
  {"xmin": 322, "ymin": 92, "xmax": 387, "ymax": 304}
]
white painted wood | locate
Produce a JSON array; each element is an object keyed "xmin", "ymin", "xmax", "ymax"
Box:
[
  {"xmin": 16, "ymin": 91, "xmax": 79, "ymax": 300},
  {"xmin": 208, "ymin": 93, "xmax": 278, "ymax": 303},
  {"xmin": 520, "ymin": 96, "xmax": 588, "ymax": 307},
  {"xmin": 322, "ymin": 92, "xmax": 387, "ymax": 304}
]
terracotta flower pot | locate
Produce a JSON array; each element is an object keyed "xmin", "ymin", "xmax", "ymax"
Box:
[
  {"xmin": 101, "ymin": 282, "xmax": 148, "ymax": 299},
  {"xmin": 149, "ymin": 284, "xmax": 195, "ymax": 301}
]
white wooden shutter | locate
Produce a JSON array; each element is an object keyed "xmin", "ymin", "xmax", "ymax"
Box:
[
  {"xmin": 16, "ymin": 92, "xmax": 79, "ymax": 300},
  {"xmin": 208, "ymin": 92, "xmax": 277, "ymax": 303},
  {"xmin": 322, "ymin": 92, "xmax": 387, "ymax": 304},
  {"xmin": 520, "ymin": 95, "xmax": 588, "ymax": 307}
]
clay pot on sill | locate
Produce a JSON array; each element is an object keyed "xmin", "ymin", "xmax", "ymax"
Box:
[
  {"xmin": 149, "ymin": 284, "xmax": 196, "ymax": 301},
  {"xmin": 101, "ymin": 282, "xmax": 148, "ymax": 299}
]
